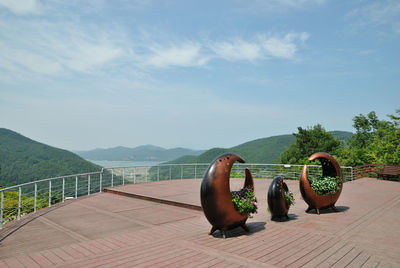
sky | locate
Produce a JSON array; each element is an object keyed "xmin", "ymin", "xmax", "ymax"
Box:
[{"xmin": 0, "ymin": 0, "xmax": 399, "ymax": 151}]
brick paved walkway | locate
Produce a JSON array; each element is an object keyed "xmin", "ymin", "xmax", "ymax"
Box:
[{"xmin": 0, "ymin": 178, "xmax": 399, "ymax": 267}]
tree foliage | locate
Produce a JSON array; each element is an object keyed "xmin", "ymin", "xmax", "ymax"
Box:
[
  {"xmin": 280, "ymin": 109, "xmax": 400, "ymax": 166},
  {"xmin": 279, "ymin": 124, "xmax": 343, "ymax": 164},
  {"xmin": 339, "ymin": 110, "xmax": 400, "ymax": 166}
]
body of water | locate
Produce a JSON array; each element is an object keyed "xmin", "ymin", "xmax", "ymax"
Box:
[{"xmin": 88, "ymin": 160, "xmax": 163, "ymax": 168}]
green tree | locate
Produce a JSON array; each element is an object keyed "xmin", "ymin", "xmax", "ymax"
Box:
[
  {"xmin": 340, "ymin": 109, "xmax": 400, "ymax": 166},
  {"xmin": 280, "ymin": 124, "xmax": 343, "ymax": 164}
]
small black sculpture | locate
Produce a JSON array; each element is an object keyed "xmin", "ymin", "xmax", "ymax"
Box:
[{"xmin": 267, "ymin": 176, "xmax": 290, "ymax": 221}]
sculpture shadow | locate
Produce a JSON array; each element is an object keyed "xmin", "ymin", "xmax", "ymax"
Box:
[
  {"xmin": 306, "ymin": 206, "xmax": 350, "ymax": 214},
  {"xmin": 211, "ymin": 221, "xmax": 266, "ymax": 239},
  {"xmin": 270, "ymin": 213, "xmax": 298, "ymax": 222}
]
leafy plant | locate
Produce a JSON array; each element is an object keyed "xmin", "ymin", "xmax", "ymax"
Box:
[
  {"xmin": 283, "ymin": 191, "xmax": 295, "ymax": 207},
  {"xmin": 308, "ymin": 176, "xmax": 340, "ymax": 195},
  {"xmin": 0, "ymin": 188, "xmax": 48, "ymax": 225},
  {"xmin": 231, "ymin": 187, "xmax": 258, "ymax": 217}
]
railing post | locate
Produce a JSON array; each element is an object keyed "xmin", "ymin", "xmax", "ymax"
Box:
[
  {"xmin": 169, "ymin": 166, "xmax": 171, "ymax": 180},
  {"xmin": 134, "ymin": 168, "xmax": 136, "ymax": 184},
  {"xmin": 146, "ymin": 168, "xmax": 148, "ymax": 182},
  {"xmin": 18, "ymin": 187, "xmax": 21, "ymax": 220},
  {"xmin": 157, "ymin": 166, "xmax": 160, "ymax": 181},
  {"xmin": 181, "ymin": 165, "xmax": 183, "ymax": 180},
  {"xmin": 34, "ymin": 183, "xmax": 37, "ymax": 212},
  {"xmin": 62, "ymin": 178, "xmax": 65, "ymax": 202},
  {"xmin": 88, "ymin": 174, "xmax": 91, "ymax": 195},
  {"xmin": 194, "ymin": 164, "xmax": 197, "ymax": 179},
  {"xmin": 75, "ymin": 176, "xmax": 78, "ymax": 199},
  {"xmin": 100, "ymin": 172, "xmax": 102, "ymax": 192},
  {"xmin": 123, "ymin": 169, "xmax": 125, "ymax": 185},
  {"xmin": 350, "ymin": 167, "xmax": 354, "ymax": 181},
  {"xmin": 0, "ymin": 191, "xmax": 3, "ymax": 229},
  {"xmin": 49, "ymin": 180, "xmax": 52, "ymax": 207},
  {"xmin": 111, "ymin": 169, "xmax": 114, "ymax": 187}
]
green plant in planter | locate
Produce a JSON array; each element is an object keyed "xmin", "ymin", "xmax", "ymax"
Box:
[
  {"xmin": 308, "ymin": 176, "xmax": 341, "ymax": 195},
  {"xmin": 283, "ymin": 191, "xmax": 295, "ymax": 207},
  {"xmin": 231, "ymin": 187, "xmax": 258, "ymax": 217}
]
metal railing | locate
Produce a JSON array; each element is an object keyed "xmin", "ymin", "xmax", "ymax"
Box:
[
  {"xmin": 352, "ymin": 164, "xmax": 400, "ymax": 180},
  {"xmin": 0, "ymin": 163, "xmax": 353, "ymax": 229}
]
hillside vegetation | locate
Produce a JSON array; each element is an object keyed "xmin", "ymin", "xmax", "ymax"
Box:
[
  {"xmin": 166, "ymin": 131, "xmax": 352, "ymax": 164},
  {"xmin": 0, "ymin": 128, "xmax": 101, "ymax": 187},
  {"xmin": 279, "ymin": 109, "xmax": 400, "ymax": 168},
  {"xmin": 76, "ymin": 145, "xmax": 205, "ymax": 161}
]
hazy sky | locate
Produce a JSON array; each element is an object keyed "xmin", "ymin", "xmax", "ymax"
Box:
[{"xmin": 0, "ymin": 0, "xmax": 399, "ymax": 151}]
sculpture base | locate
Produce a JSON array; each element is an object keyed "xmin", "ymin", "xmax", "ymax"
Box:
[
  {"xmin": 208, "ymin": 224, "xmax": 249, "ymax": 239},
  {"xmin": 306, "ymin": 205, "xmax": 338, "ymax": 215},
  {"xmin": 271, "ymin": 214, "xmax": 290, "ymax": 221}
]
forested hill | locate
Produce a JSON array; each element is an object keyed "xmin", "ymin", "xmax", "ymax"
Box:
[
  {"xmin": 0, "ymin": 128, "xmax": 101, "ymax": 187},
  {"xmin": 76, "ymin": 145, "xmax": 205, "ymax": 161},
  {"xmin": 166, "ymin": 131, "xmax": 352, "ymax": 164}
]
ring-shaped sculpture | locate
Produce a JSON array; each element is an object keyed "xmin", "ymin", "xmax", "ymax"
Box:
[
  {"xmin": 267, "ymin": 176, "xmax": 290, "ymax": 221},
  {"xmin": 201, "ymin": 153, "xmax": 255, "ymax": 239},
  {"xmin": 300, "ymin": 152, "xmax": 343, "ymax": 215}
]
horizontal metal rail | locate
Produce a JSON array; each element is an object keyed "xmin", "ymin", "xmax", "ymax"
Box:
[
  {"xmin": 0, "ymin": 171, "xmax": 102, "ymax": 192},
  {"xmin": 0, "ymin": 163, "xmax": 353, "ymax": 229}
]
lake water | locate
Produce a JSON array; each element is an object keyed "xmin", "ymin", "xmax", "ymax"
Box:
[{"xmin": 88, "ymin": 160, "xmax": 163, "ymax": 168}]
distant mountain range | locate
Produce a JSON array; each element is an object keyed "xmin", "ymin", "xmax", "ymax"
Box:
[
  {"xmin": 75, "ymin": 145, "xmax": 206, "ymax": 161},
  {"xmin": 0, "ymin": 127, "xmax": 353, "ymax": 187},
  {"xmin": 0, "ymin": 128, "xmax": 100, "ymax": 187},
  {"xmin": 165, "ymin": 131, "xmax": 353, "ymax": 164}
]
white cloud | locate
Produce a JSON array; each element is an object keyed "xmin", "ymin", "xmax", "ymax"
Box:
[
  {"xmin": 0, "ymin": 0, "xmax": 38, "ymax": 14},
  {"xmin": 208, "ymin": 32, "xmax": 309, "ymax": 62},
  {"xmin": 259, "ymin": 32, "xmax": 309, "ymax": 59},
  {"xmin": 262, "ymin": 38, "xmax": 297, "ymax": 59},
  {"xmin": 210, "ymin": 40, "xmax": 261, "ymax": 61},
  {"xmin": 270, "ymin": 0, "xmax": 326, "ymax": 8},
  {"xmin": 0, "ymin": 0, "xmax": 310, "ymax": 76},
  {"xmin": 145, "ymin": 43, "xmax": 209, "ymax": 68},
  {"xmin": 347, "ymin": 0, "xmax": 400, "ymax": 35},
  {"xmin": 241, "ymin": 0, "xmax": 327, "ymax": 13},
  {"xmin": 50, "ymin": 32, "xmax": 125, "ymax": 73},
  {"xmin": 1, "ymin": 48, "xmax": 62, "ymax": 74},
  {"xmin": 0, "ymin": 17, "xmax": 128, "ymax": 76}
]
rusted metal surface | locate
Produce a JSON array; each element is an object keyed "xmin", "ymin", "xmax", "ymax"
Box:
[
  {"xmin": 200, "ymin": 153, "xmax": 254, "ymax": 238},
  {"xmin": 300, "ymin": 152, "xmax": 343, "ymax": 215},
  {"xmin": 267, "ymin": 176, "xmax": 290, "ymax": 221}
]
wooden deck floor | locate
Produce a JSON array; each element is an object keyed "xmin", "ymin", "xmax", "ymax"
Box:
[{"xmin": 0, "ymin": 178, "xmax": 399, "ymax": 267}]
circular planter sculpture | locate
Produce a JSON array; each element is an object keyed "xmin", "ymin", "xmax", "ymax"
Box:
[
  {"xmin": 300, "ymin": 152, "xmax": 343, "ymax": 215},
  {"xmin": 267, "ymin": 176, "xmax": 290, "ymax": 221},
  {"xmin": 200, "ymin": 153, "xmax": 255, "ymax": 239}
]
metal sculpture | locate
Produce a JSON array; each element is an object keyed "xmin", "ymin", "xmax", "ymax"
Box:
[
  {"xmin": 300, "ymin": 152, "xmax": 343, "ymax": 215},
  {"xmin": 267, "ymin": 176, "xmax": 290, "ymax": 221},
  {"xmin": 200, "ymin": 153, "xmax": 254, "ymax": 238}
]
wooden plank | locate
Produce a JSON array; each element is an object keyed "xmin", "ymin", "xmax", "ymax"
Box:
[
  {"xmin": 331, "ymin": 247, "xmax": 363, "ymax": 268},
  {"xmin": 16, "ymin": 255, "xmax": 40, "ymax": 268}
]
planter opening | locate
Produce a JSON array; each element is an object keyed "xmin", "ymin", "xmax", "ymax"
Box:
[
  {"xmin": 231, "ymin": 187, "xmax": 258, "ymax": 217},
  {"xmin": 308, "ymin": 176, "xmax": 341, "ymax": 196}
]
